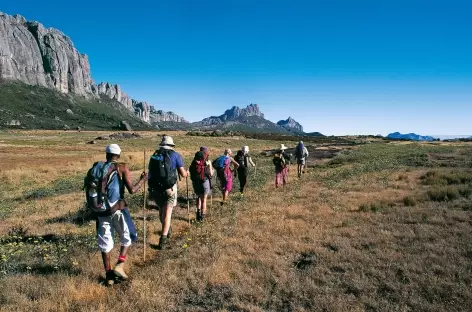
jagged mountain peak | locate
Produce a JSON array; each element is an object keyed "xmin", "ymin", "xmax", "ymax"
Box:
[{"xmin": 277, "ymin": 116, "xmax": 304, "ymax": 133}]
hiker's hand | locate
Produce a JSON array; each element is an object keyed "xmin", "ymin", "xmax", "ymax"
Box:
[{"xmin": 140, "ymin": 172, "xmax": 148, "ymax": 180}]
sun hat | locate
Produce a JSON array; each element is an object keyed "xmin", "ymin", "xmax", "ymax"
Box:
[
  {"xmin": 200, "ymin": 146, "xmax": 209, "ymax": 153},
  {"xmin": 106, "ymin": 144, "xmax": 121, "ymax": 155},
  {"xmin": 159, "ymin": 135, "xmax": 175, "ymax": 147},
  {"xmin": 279, "ymin": 144, "xmax": 287, "ymax": 150},
  {"xmin": 224, "ymin": 148, "xmax": 232, "ymax": 155}
]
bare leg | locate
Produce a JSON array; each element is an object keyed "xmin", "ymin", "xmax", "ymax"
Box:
[
  {"xmin": 118, "ymin": 245, "xmax": 129, "ymax": 259},
  {"xmin": 101, "ymin": 252, "xmax": 111, "ymax": 272},
  {"xmin": 202, "ymin": 194, "xmax": 208, "ymax": 215},
  {"xmin": 162, "ymin": 203, "xmax": 173, "ymax": 236}
]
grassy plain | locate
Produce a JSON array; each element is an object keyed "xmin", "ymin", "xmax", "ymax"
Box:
[{"xmin": 0, "ymin": 130, "xmax": 471, "ymax": 311}]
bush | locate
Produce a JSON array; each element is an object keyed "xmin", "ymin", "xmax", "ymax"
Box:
[
  {"xmin": 427, "ymin": 186, "xmax": 460, "ymax": 201},
  {"xmin": 403, "ymin": 196, "xmax": 417, "ymax": 206}
]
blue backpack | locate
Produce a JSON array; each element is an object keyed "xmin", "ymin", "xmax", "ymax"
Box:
[{"xmin": 212, "ymin": 155, "xmax": 227, "ymax": 170}]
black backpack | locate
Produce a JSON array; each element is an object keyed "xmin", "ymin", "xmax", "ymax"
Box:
[
  {"xmin": 235, "ymin": 150, "xmax": 245, "ymax": 167},
  {"xmin": 148, "ymin": 149, "xmax": 178, "ymax": 191}
]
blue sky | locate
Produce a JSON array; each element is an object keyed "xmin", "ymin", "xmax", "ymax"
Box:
[{"xmin": 3, "ymin": 0, "xmax": 472, "ymax": 135}]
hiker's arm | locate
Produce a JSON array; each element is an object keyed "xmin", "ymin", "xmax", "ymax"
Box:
[
  {"xmin": 230, "ymin": 158, "xmax": 240, "ymax": 171},
  {"xmin": 178, "ymin": 167, "xmax": 188, "ymax": 178},
  {"xmin": 122, "ymin": 166, "xmax": 147, "ymax": 194},
  {"xmin": 207, "ymin": 160, "xmax": 214, "ymax": 176},
  {"xmin": 249, "ymin": 156, "xmax": 256, "ymax": 167},
  {"xmin": 176, "ymin": 154, "xmax": 188, "ymax": 178}
]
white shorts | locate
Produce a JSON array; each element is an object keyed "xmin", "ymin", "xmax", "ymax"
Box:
[{"xmin": 97, "ymin": 210, "xmax": 132, "ymax": 253}]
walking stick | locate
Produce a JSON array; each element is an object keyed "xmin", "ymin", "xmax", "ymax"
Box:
[
  {"xmin": 143, "ymin": 149, "xmax": 147, "ymax": 261},
  {"xmin": 186, "ymin": 176, "xmax": 190, "ymax": 226}
]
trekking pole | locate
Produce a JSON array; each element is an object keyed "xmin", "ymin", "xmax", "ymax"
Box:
[
  {"xmin": 143, "ymin": 149, "xmax": 147, "ymax": 261},
  {"xmin": 186, "ymin": 176, "xmax": 190, "ymax": 226}
]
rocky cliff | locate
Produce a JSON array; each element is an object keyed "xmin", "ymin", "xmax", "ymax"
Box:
[
  {"xmin": 0, "ymin": 12, "xmax": 184, "ymax": 125},
  {"xmin": 277, "ymin": 116, "xmax": 304, "ymax": 133},
  {"xmin": 0, "ymin": 13, "xmax": 95, "ymax": 97},
  {"xmin": 150, "ymin": 106, "xmax": 187, "ymax": 123}
]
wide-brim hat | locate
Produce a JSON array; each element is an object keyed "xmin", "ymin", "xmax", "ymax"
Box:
[
  {"xmin": 160, "ymin": 135, "xmax": 175, "ymax": 147},
  {"xmin": 279, "ymin": 144, "xmax": 287, "ymax": 150}
]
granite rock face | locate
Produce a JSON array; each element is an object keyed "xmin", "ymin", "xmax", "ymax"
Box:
[
  {"xmin": 0, "ymin": 12, "xmax": 185, "ymax": 125},
  {"xmin": 0, "ymin": 13, "xmax": 96, "ymax": 97},
  {"xmin": 150, "ymin": 106, "xmax": 187, "ymax": 123}
]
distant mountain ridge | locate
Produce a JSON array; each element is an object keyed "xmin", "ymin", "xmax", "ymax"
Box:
[
  {"xmin": 277, "ymin": 117, "xmax": 303, "ymax": 133},
  {"xmin": 387, "ymin": 132, "xmax": 436, "ymax": 141},
  {"xmin": 191, "ymin": 104, "xmax": 286, "ymax": 133}
]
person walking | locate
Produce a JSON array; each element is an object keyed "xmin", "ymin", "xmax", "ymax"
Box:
[
  {"xmin": 295, "ymin": 141, "xmax": 309, "ymax": 178},
  {"xmin": 148, "ymin": 135, "xmax": 188, "ymax": 250},
  {"xmin": 213, "ymin": 149, "xmax": 239, "ymax": 205},
  {"xmin": 86, "ymin": 144, "xmax": 147, "ymax": 286},
  {"xmin": 273, "ymin": 144, "xmax": 288, "ymax": 188},
  {"xmin": 189, "ymin": 146, "xmax": 213, "ymax": 221},
  {"xmin": 235, "ymin": 145, "xmax": 256, "ymax": 195}
]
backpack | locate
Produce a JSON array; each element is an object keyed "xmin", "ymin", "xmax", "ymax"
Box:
[
  {"xmin": 295, "ymin": 143, "xmax": 305, "ymax": 159},
  {"xmin": 84, "ymin": 161, "xmax": 123, "ymax": 215},
  {"xmin": 212, "ymin": 155, "xmax": 227, "ymax": 171},
  {"xmin": 148, "ymin": 149, "xmax": 178, "ymax": 191},
  {"xmin": 190, "ymin": 151, "xmax": 209, "ymax": 183},
  {"xmin": 273, "ymin": 153, "xmax": 286, "ymax": 169},
  {"xmin": 235, "ymin": 150, "xmax": 246, "ymax": 168}
]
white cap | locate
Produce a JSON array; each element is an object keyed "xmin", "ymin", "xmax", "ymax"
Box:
[
  {"xmin": 280, "ymin": 144, "xmax": 287, "ymax": 150},
  {"xmin": 106, "ymin": 144, "xmax": 121, "ymax": 155},
  {"xmin": 242, "ymin": 146, "xmax": 249, "ymax": 153},
  {"xmin": 160, "ymin": 135, "xmax": 175, "ymax": 147}
]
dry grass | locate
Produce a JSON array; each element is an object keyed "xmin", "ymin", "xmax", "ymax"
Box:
[{"xmin": 1, "ymin": 131, "xmax": 472, "ymax": 311}]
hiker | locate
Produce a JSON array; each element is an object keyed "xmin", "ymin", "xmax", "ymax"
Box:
[
  {"xmin": 85, "ymin": 144, "xmax": 147, "ymax": 286},
  {"xmin": 281, "ymin": 146, "xmax": 292, "ymax": 180},
  {"xmin": 148, "ymin": 135, "xmax": 188, "ymax": 250},
  {"xmin": 273, "ymin": 144, "xmax": 288, "ymax": 188},
  {"xmin": 213, "ymin": 149, "xmax": 239, "ymax": 205},
  {"xmin": 295, "ymin": 141, "xmax": 309, "ymax": 178},
  {"xmin": 189, "ymin": 147, "xmax": 213, "ymax": 221},
  {"xmin": 235, "ymin": 145, "xmax": 256, "ymax": 195}
]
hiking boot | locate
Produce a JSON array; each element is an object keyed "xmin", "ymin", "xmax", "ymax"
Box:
[
  {"xmin": 167, "ymin": 226, "xmax": 173, "ymax": 239},
  {"xmin": 157, "ymin": 235, "xmax": 168, "ymax": 250},
  {"xmin": 196, "ymin": 209, "xmax": 202, "ymax": 221},
  {"xmin": 201, "ymin": 214, "xmax": 206, "ymax": 222},
  {"xmin": 113, "ymin": 262, "xmax": 128, "ymax": 280},
  {"xmin": 105, "ymin": 271, "xmax": 115, "ymax": 287}
]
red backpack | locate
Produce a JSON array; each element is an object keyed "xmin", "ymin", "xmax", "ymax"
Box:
[{"xmin": 190, "ymin": 151, "xmax": 208, "ymax": 182}]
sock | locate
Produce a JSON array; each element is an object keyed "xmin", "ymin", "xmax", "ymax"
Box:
[{"xmin": 117, "ymin": 255, "xmax": 126, "ymax": 263}]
